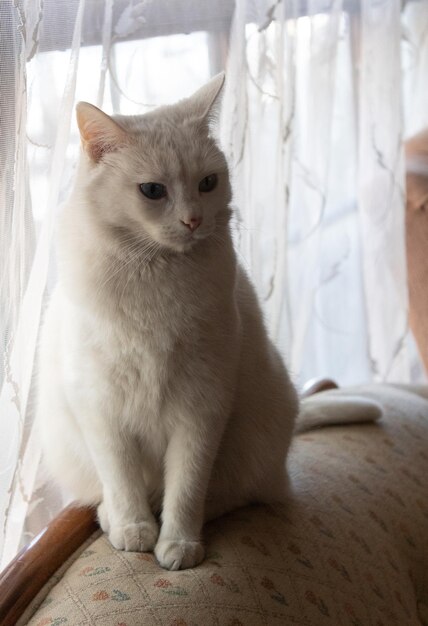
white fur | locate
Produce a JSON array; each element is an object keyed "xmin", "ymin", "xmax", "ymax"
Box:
[
  {"xmin": 37, "ymin": 75, "xmax": 298, "ymax": 570},
  {"xmin": 36, "ymin": 74, "xmax": 379, "ymax": 571}
]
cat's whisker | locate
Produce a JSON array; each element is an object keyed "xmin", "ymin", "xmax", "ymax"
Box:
[
  {"xmin": 97, "ymin": 234, "xmax": 164, "ymax": 296},
  {"xmin": 118, "ymin": 260, "xmax": 144, "ymax": 304},
  {"xmin": 210, "ymin": 233, "xmax": 227, "ymax": 250},
  {"xmin": 97, "ymin": 247, "xmax": 145, "ymax": 293}
]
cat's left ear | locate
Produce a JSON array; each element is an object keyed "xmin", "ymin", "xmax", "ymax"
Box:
[{"xmin": 187, "ymin": 72, "xmax": 225, "ymax": 122}]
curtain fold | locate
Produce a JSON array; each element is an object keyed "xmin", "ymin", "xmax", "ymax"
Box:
[
  {"xmin": 0, "ymin": 0, "xmax": 88, "ymax": 569},
  {"xmin": 223, "ymin": 0, "xmax": 428, "ymax": 386},
  {"xmin": 358, "ymin": 0, "xmax": 408, "ymax": 381},
  {"xmin": 1, "ymin": 0, "xmax": 427, "ymax": 570}
]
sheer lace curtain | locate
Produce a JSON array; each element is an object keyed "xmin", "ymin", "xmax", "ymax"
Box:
[
  {"xmin": 223, "ymin": 0, "xmax": 428, "ymax": 387},
  {"xmin": 0, "ymin": 0, "xmax": 427, "ymax": 570}
]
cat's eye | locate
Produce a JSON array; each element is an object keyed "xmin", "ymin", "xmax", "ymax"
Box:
[
  {"xmin": 199, "ymin": 174, "xmax": 218, "ymax": 193},
  {"xmin": 139, "ymin": 182, "xmax": 167, "ymax": 200}
]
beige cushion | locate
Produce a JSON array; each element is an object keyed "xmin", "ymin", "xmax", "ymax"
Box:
[{"xmin": 27, "ymin": 386, "xmax": 428, "ymax": 625}]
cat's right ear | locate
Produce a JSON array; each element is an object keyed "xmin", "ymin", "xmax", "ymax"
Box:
[{"xmin": 76, "ymin": 102, "xmax": 128, "ymax": 163}]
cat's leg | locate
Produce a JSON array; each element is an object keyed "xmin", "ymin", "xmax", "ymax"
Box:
[
  {"xmin": 37, "ymin": 302, "xmax": 102, "ymax": 505},
  {"xmin": 37, "ymin": 387, "xmax": 102, "ymax": 505},
  {"xmin": 80, "ymin": 420, "xmax": 159, "ymax": 552},
  {"xmin": 154, "ymin": 418, "xmax": 224, "ymax": 570},
  {"xmin": 205, "ymin": 464, "xmax": 289, "ymax": 521},
  {"xmin": 204, "ymin": 360, "xmax": 297, "ymax": 522}
]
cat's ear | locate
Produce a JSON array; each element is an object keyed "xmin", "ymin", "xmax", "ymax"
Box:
[
  {"xmin": 187, "ymin": 72, "xmax": 225, "ymax": 121},
  {"xmin": 76, "ymin": 102, "xmax": 128, "ymax": 163}
]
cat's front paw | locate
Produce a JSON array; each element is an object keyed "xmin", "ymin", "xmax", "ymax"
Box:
[
  {"xmin": 155, "ymin": 538, "xmax": 205, "ymax": 570},
  {"xmin": 108, "ymin": 520, "xmax": 159, "ymax": 552}
]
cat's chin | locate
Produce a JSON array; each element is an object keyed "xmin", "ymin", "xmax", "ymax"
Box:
[
  {"xmin": 160, "ymin": 231, "xmax": 213, "ymax": 254},
  {"xmin": 168, "ymin": 239, "xmax": 201, "ymax": 254}
]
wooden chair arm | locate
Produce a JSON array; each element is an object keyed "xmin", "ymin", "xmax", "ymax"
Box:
[{"xmin": 0, "ymin": 504, "xmax": 98, "ymax": 626}]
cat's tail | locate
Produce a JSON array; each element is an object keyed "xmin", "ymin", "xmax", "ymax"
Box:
[{"xmin": 295, "ymin": 393, "xmax": 383, "ymax": 434}]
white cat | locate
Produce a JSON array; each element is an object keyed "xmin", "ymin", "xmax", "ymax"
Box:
[{"xmin": 36, "ymin": 73, "xmax": 380, "ymax": 571}]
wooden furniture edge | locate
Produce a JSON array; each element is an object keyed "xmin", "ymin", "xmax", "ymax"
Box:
[{"xmin": 0, "ymin": 504, "xmax": 98, "ymax": 626}]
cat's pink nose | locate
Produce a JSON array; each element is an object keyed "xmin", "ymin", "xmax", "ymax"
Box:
[{"xmin": 181, "ymin": 217, "xmax": 202, "ymax": 231}]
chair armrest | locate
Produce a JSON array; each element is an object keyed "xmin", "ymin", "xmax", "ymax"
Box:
[{"xmin": 0, "ymin": 504, "xmax": 98, "ymax": 626}]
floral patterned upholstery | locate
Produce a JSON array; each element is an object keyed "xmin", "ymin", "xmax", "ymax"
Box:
[{"xmin": 25, "ymin": 385, "xmax": 428, "ymax": 625}]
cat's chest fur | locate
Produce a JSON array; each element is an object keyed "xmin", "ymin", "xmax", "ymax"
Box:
[{"xmin": 60, "ymin": 238, "xmax": 237, "ymax": 432}]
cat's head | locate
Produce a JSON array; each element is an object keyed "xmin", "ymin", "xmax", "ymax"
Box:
[{"xmin": 75, "ymin": 73, "xmax": 231, "ymax": 253}]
